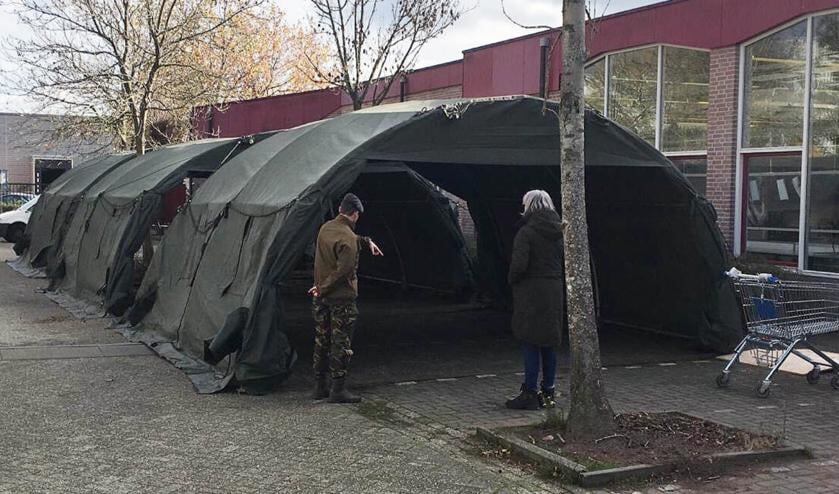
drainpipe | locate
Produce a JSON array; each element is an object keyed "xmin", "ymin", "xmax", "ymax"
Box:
[
  {"xmin": 399, "ymin": 75, "xmax": 408, "ymax": 102},
  {"xmin": 539, "ymin": 37, "xmax": 550, "ymax": 99}
]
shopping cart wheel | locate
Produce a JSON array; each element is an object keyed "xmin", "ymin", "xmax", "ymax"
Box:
[
  {"xmin": 806, "ymin": 368, "xmax": 821, "ymax": 385},
  {"xmin": 831, "ymin": 375, "xmax": 839, "ymax": 391},
  {"xmin": 756, "ymin": 382, "xmax": 771, "ymax": 398},
  {"xmin": 715, "ymin": 373, "xmax": 730, "ymax": 388}
]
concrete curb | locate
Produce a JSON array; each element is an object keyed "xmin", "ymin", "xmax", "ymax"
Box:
[
  {"xmin": 475, "ymin": 423, "xmax": 811, "ymax": 488},
  {"xmin": 475, "ymin": 426, "xmax": 587, "ymax": 478}
]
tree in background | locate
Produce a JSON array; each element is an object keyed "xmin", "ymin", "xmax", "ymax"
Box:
[
  {"xmin": 308, "ymin": 0, "xmax": 461, "ymax": 111},
  {"xmin": 2, "ymin": 0, "xmax": 325, "ymax": 154},
  {"xmin": 192, "ymin": 4, "xmax": 329, "ymax": 103}
]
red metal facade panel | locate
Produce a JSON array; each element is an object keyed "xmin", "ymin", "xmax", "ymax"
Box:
[
  {"xmin": 203, "ymin": 0, "xmax": 839, "ymax": 135},
  {"xmin": 587, "ymin": 0, "xmax": 724, "ymax": 56},
  {"xmin": 161, "ymin": 184, "xmax": 186, "ymax": 224},
  {"xmin": 462, "ymin": 49, "xmax": 494, "ymax": 97},
  {"xmin": 719, "ymin": 0, "xmax": 839, "ymax": 45},
  {"xmin": 209, "ymin": 90, "xmax": 342, "ymax": 137},
  {"xmin": 338, "ymin": 61, "xmax": 464, "ymax": 106},
  {"xmin": 463, "ymin": 36, "xmax": 547, "ymax": 97},
  {"xmin": 405, "ymin": 61, "xmax": 463, "ymax": 93},
  {"xmin": 464, "ymin": 0, "xmax": 839, "ymax": 97}
]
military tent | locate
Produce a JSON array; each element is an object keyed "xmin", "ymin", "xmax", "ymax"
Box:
[
  {"xmin": 9, "ymin": 154, "xmax": 134, "ymax": 277},
  {"xmin": 47, "ymin": 136, "xmax": 265, "ymax": 317},
  {"xmin": 125, "ymin": 96, "xmax": 743, "ymax": 394}
]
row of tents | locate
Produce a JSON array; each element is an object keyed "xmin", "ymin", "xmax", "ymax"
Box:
[{"xmin": 10, "ymin": 96, "xmax": 744, "ymax": 393}]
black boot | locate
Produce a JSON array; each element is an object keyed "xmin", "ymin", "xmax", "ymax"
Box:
[
  {"xmin": 540, "ymin": 385, "xmax": 557, "ymax": 409},
  {"xmin": 505, "ymin": 384, "xmax": 540, "ymax": 410},
  {"xmin": 311, "ymin": 375, "xmax": 329, "ymax": 400},
  {"xmin": 327, "ymin": 377, "xmax": 362, "ymax": 403}
]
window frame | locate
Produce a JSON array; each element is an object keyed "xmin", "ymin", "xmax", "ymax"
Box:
[
  {"xmin": 584, "ymin": 43, "xmax": 710, "ymax": 154},
  {"xmin": 666, "ymin": 154, "xmax": 709, "ymax": 196},
  {"xmin": 736, "ymin": 9, "xmax": 839, "ymax": 278},
  {"xmin": 740, "ymin": 150, "xmax": 803, "ymax": 265}
]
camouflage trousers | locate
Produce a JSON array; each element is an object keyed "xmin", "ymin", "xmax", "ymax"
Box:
[{"xmin": 312, "ymin": 298, "xmax": 359, "ymax": 379}]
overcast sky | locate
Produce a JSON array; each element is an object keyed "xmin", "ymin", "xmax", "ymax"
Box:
[{"xmin": 0, "ymin": 0, "xmax": 658, "ymax": 112}]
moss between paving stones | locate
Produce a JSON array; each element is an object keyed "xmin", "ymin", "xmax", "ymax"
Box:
[{"xmin": 476, "ymin": 411, "xmax": 811, "ymax": 488}]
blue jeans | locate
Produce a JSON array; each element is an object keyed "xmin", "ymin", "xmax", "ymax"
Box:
[{"xmin": 522, "ymin": 342, "xmax": 557, "ymax": 392}]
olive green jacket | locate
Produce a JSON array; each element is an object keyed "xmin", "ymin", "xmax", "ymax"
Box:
[{"xmin": 314, "ymin": 214, "xmax": 371, "ymax": 304}]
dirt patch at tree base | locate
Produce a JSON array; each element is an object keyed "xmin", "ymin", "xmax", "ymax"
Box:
[{"xmin": 513, "ymin": 411, "xmax": 781, "ymax": 470}]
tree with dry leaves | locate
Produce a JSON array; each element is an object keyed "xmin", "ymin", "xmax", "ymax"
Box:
[
  {"xmin": 193, "ymin": 5, "xmax": 329, "ymax": 103},
  {"xmin": 308, "ymin": 0, "xmax": 461, "ymax": 111},
  {"xmin": 3, "ymin": 0, "xmax": 324, "ymax": 155}
]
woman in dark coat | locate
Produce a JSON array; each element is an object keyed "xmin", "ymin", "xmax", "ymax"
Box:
[{"xmin": 505, "ymin": 190, "xmax": 564, "ymax": 410}]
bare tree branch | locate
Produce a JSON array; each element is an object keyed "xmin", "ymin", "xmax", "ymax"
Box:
[
  {"xmin": 309, "ymin": 0, "xmax": 462, "ymax": 111},
  {"xmin": 2, "ymin": 0, "xmax": 325, "ymax": 153}
]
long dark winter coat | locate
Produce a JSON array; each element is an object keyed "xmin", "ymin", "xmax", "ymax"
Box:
[{"xmin": 508, "ymin": 208, "xmax": 565, "ymax": 347}]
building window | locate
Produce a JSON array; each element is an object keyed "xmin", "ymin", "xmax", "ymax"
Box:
[
  {"xmin": 0, "ymin": 170, "xmax": 7, "ymax": 184},
  {"xmin": 607, "ymin": 46, "xmax": 658, "ymax": 144},
  {"xmin": 584, "ymin": 45, "xmax": 710, "ymax": 196},
  {"xmin": 585, "ymin": 58, "xmax": 606, "ymax": 114},
  {"xmin": 33, "ymin": 157, "xmax": 72, "ymax": 192},
  {"xmin": 806, "ymin": 12, "xmax": 839, "ymax": 273},
  {"xmin": 744, "ymin": 154, "xmax": 802, "ymax": 266},
  {"xmin": 743, "ymin": 21, "xmax": 808, "ymax": 149},
  {"xmin": 662, "ymin": 47, "xmax": 709, "ymax": 152},
  {"xmin": 738, "ymin": 11, "xmax": 839, "ymax": 274},
  {"xmin": 670, "ymin": 157, "xmax": 707, "ymax": 196}
]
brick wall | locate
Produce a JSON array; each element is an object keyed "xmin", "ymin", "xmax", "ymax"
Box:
[
  {"xmin": 705, "ymin": 46, "xmax": 740, "ymax": 250},
  {"xmin": 0, "ymin": 114, "xmax": 109, "ymax": 184}
]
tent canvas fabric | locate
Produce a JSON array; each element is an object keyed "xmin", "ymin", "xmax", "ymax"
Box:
[
  {"xmin": 125, "ymin": 96, "xmax": 744, "ymax": 394},
  {"xmin": 8, "ymin": 154, "xmax": 135, "ymax": 277},
  {"xmin": 48, "ymin": 136, "xmax": 266, "ymax": 318}
]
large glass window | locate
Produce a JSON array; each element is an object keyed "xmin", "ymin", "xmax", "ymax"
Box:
[
  {"xmin": 585, "ymin": 58, "xmax": 606, "ymax": 114},
  {"xmin": 662, "ymin": 47, "xmax": 709, "ymax": 152},
  {"xmin": 743, "ymin": 21, "xmax": 808, "ymax": 148},
  {"xmin": 608, "ymin": 47, "xmax": 658, "ymax": 144},
  {"xmin": 584, "ymin": 45, "xmax": 710, "ymax": 197},
  {"xmin": 671, "ymin": 157, "xmax": 707, "ymax": 196},
  {"xmin": 745, "ymin": 154, "xmax": 802, "ymax": 266},
  {"xmin": 806, "ymin": 13, "xmax": 839, "ymax": 272}
]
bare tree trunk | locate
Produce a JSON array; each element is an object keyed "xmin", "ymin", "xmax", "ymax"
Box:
[
  {"xmin": 133, "ymin": 115, "xmax": 154, "ymax": 267},
  {"xmin": 134, "ymin": 113, "xmax": 147, "ymax": 157},
  {"xmin": 560, "ymin": 0, "xmax": 615, "ymax": 441}
]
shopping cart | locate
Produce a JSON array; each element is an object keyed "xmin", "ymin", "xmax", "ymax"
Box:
[{"xmin": 716, "ymin": 268, "xmax": 839, "ymax": 397}]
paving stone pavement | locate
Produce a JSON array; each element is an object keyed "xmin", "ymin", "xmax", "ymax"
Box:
[
  {"xmin": 5, "ymin": 242, "xmax": 839, "ymax": 493},
  {"xmin": 0, "ymin": 245, "xmax": 569, "ymax": 493},
  {"xmin": 364, "ymin": 357, "xmax": 839, "ymax": 493}
]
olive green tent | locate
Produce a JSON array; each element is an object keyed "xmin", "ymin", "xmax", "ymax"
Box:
[
  {"xmin": 9, "ymin": 154, "xmax": 134, "ymax": 278},
  {"xmin": 45, "ymin": 137, "xmax": 264, "ymax": 318},
  {"xmin": 124, "ymin": 96, "xmax": 743, "ymax": 394}
]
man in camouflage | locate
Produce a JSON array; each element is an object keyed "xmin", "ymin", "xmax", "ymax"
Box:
[{"xmin": 309, "ymin": 193, "xmax": 383, "ymax": 403}]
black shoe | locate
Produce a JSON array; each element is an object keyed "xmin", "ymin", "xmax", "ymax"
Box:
[
  {"xmin": 540, "ymin": 386, "xmax": 557, "ymax": 408},
  {"xmin": 327, "ymin": 377, "xmax": 362, "ymax": 403},
  {"xmin": 505, "ymin": 384, "xmax": 540, "ymax": 410},
  {"xmin": 312, "ymin": 375, "xmax": 329, "ymax": 400}
]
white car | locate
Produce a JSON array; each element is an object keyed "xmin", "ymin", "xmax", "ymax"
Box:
[{"xmin": 0, "ymin": 195, "xmax": 39, "ymax": 243}]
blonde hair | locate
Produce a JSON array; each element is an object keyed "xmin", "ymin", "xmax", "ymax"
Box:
[{"xmin": 522, "ymin": 190, "xmax": 555, "ymax": 214}]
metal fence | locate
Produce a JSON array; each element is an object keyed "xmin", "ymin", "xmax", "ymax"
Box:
[{"xmin": 0, "ymin": 183, "xmax": 38, "ymax": 213}]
